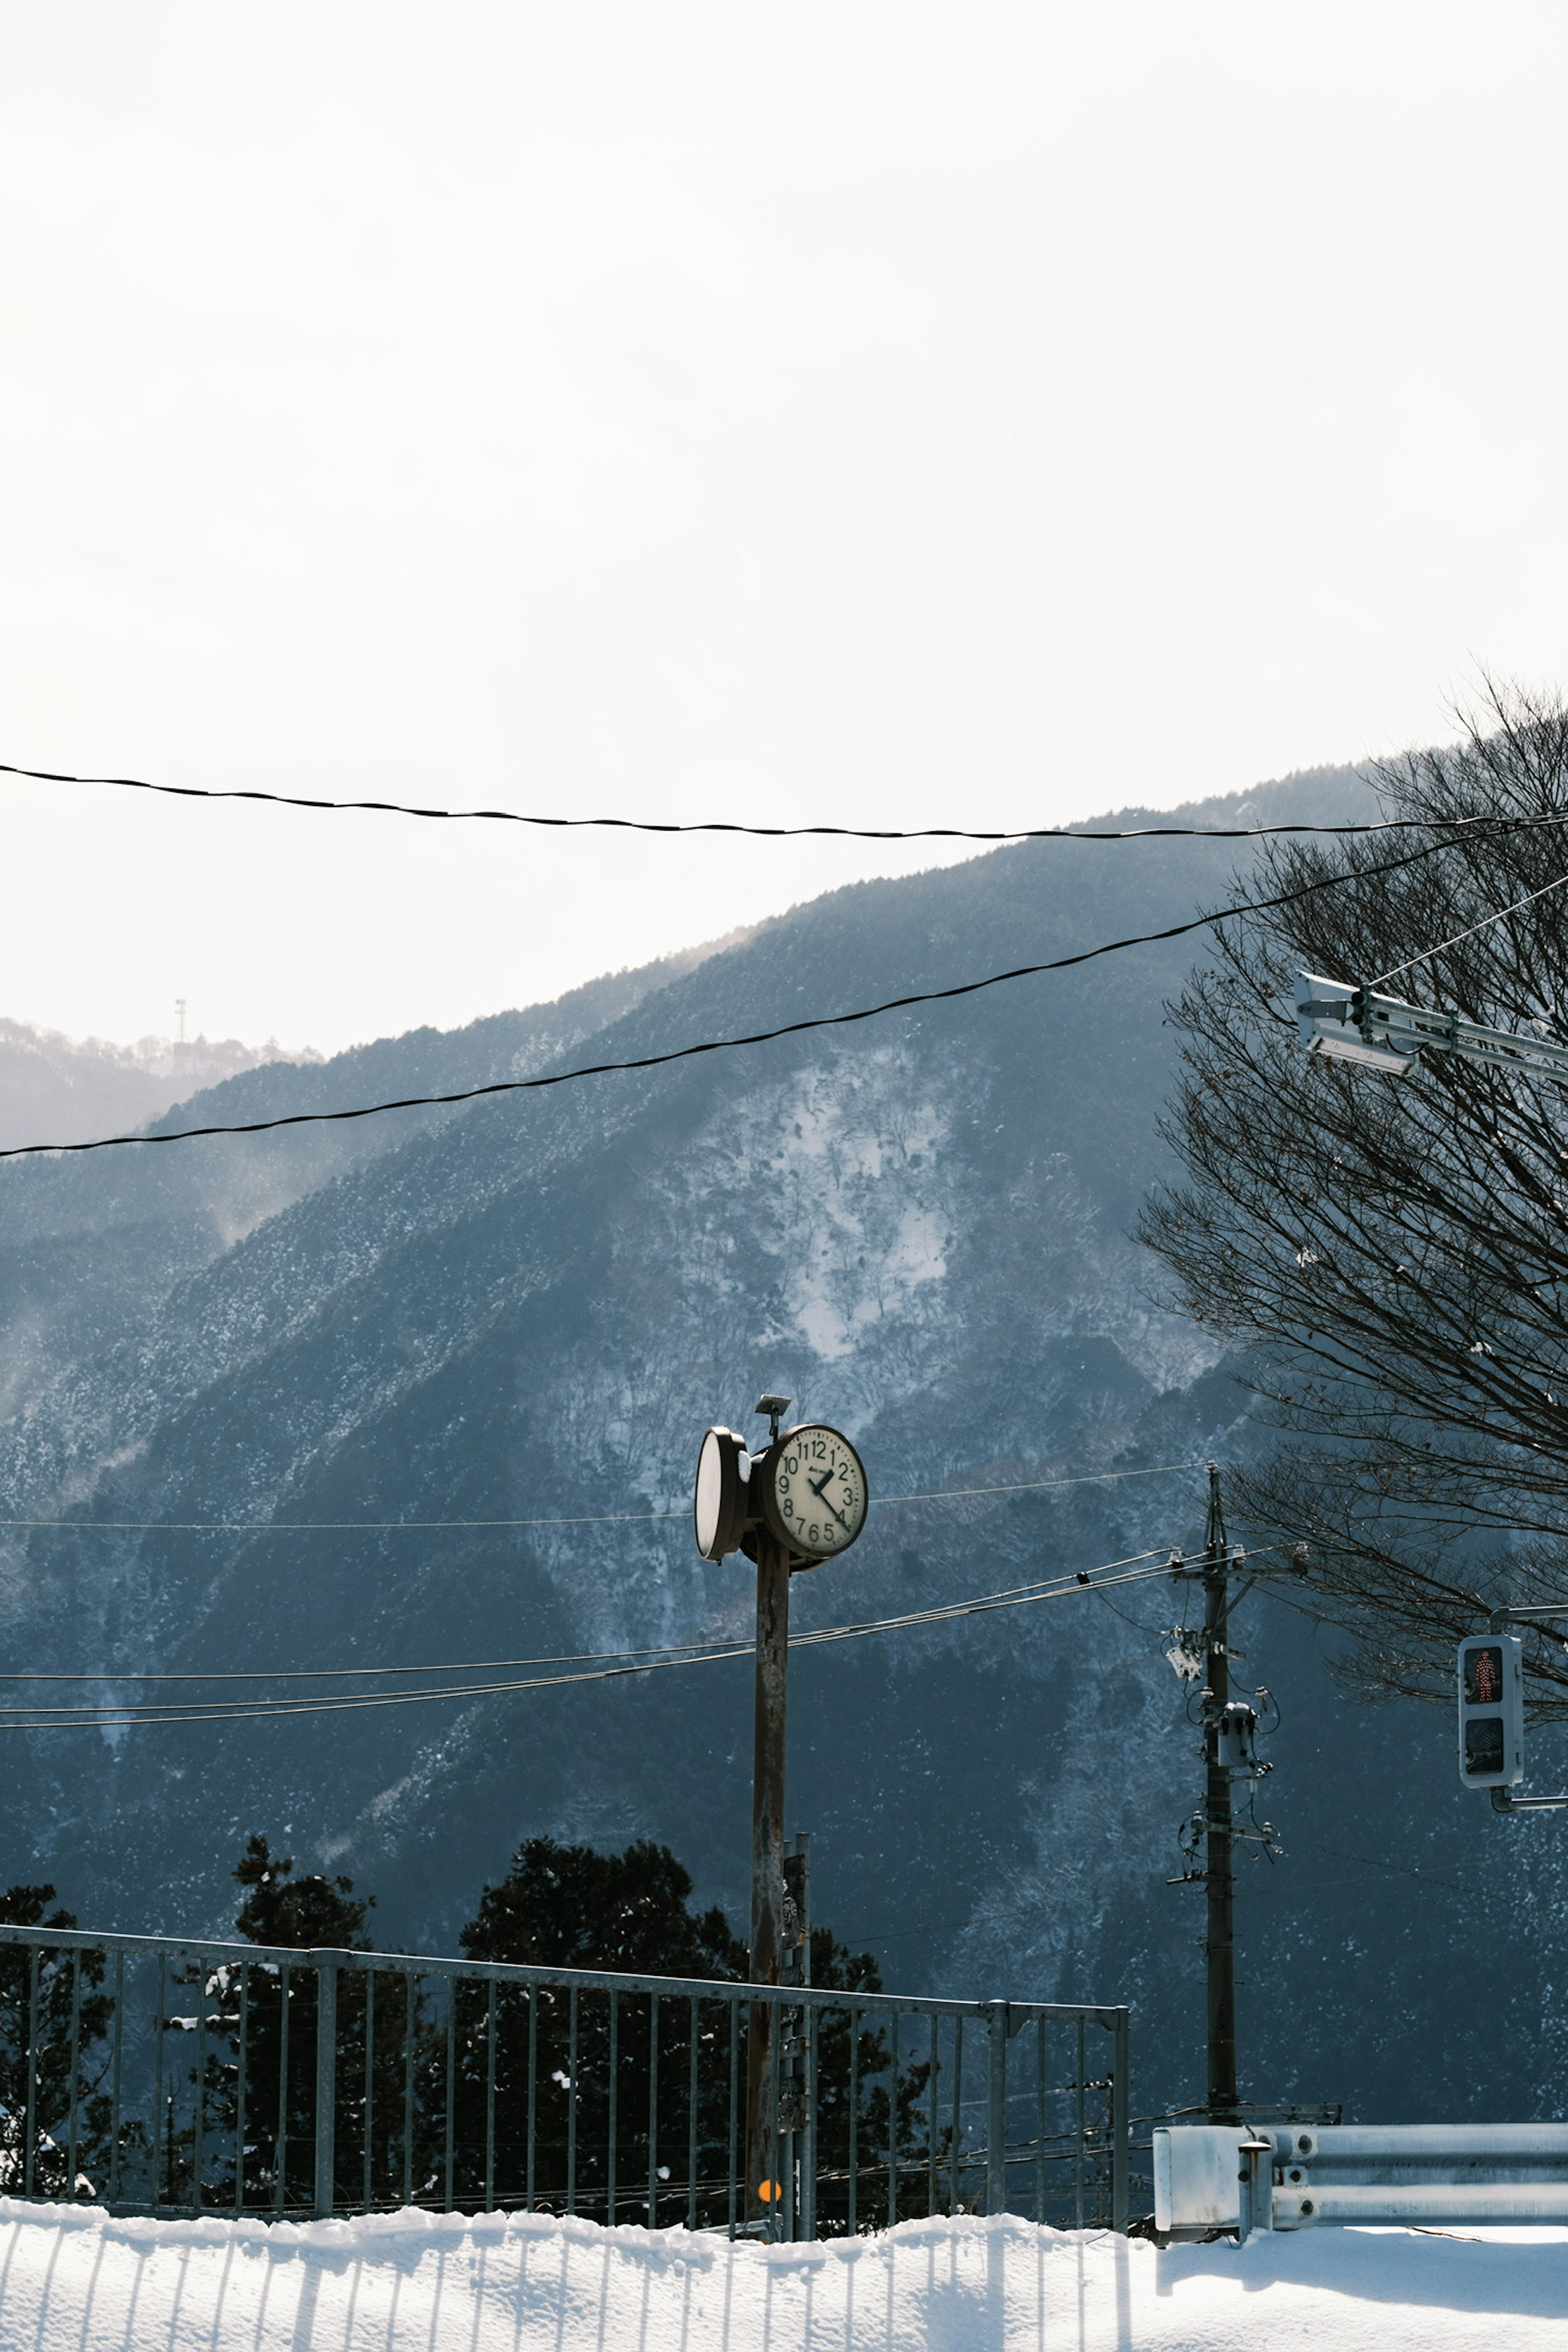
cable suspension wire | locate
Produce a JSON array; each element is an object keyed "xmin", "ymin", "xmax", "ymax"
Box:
[
  {"xmin": 0, "ymin": 1466, "xmax": 1203, "ymax": 1689},
  {"xmin": 0, "ymin": 757, "xmax": 1532, "ymax": 840},
  {"xmin": 1368, "ymin": 868, "xmax": 1568, "ymax": 991},
  {"xmin": 0, "ymin": 1457, "xmax": 1201, "ymax": 1541},
  {"xmin": 0, "ymin": 1551, "xmax": 1174, "ymax": 1708},
  {"xmin": 0, "ymin": 1553, "xmax": 1177, "ymax": 1729},
  {"xmin": 0, "ymin": 827, "xmax": 1500, "ymax": 1162}
]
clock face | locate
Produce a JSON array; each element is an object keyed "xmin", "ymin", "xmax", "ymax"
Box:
[{"xmin": 763, "ymin": 1424, "xmax": 868, "ymax": 1562}]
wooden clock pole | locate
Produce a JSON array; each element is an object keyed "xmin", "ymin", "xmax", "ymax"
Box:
[{"xmin": 746, "ymin": 1518, "xmax": 791, "ymax": 2223}]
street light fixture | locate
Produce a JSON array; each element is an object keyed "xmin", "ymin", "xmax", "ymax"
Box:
[{"xmin": 1295, "ymin": 972, "xmax": 1568, "ymax": 1083}]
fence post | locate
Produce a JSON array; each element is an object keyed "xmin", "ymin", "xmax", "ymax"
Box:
[
  {"xmin": 986, "ymin": 2004, "xmax": 1009, "ymax": 2216},
  {"xmin": 314, "ymin": 1954, "xmax": 341, "ymax": 2219},
  {"xmin": 1109, "ymin": 2007, "xmax": 1130, "ymax": 2232}
]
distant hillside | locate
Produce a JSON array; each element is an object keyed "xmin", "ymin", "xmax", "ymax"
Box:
[
  {"xmin": 0, "ymin": 1020, "xmax": 320, "ymax": 1152},
  {"xmin": 0, "ymin": 925, "xmax": 747, "ymax": 1161}
]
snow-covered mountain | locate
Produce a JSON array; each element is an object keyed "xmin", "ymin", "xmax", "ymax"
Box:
[{"xmin": 0, "ymin": 768, "xmax": 1553, "ymax": 2126}]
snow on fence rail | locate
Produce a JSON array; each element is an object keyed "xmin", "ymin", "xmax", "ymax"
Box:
[{"xmin": 0, "ymin": 1922, "xmax": 1129, "ymax": 2237}]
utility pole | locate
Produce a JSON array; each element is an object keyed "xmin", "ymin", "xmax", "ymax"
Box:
[
  {"xmin": 1169, "ymin": 1470, "xmax": 1283, "ymax": 2129},
  {"xmin": 1200, "ymin": 1466, "xmax": 1239, "ymax": 2127}
]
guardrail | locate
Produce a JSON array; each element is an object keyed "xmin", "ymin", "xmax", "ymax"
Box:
[
  {"xmin": 0, "ymin": 1922, "xmax": 1129, "ymax": 2236},
  {"xmin": 1154, "ymin": 2122, "xmax": 1568, "ymax": 2236}
]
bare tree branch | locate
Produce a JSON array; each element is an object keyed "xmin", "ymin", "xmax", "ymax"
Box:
[{"xmin": 1140, "ymin": 681, "xmax": 1568, "ymax": 1715}]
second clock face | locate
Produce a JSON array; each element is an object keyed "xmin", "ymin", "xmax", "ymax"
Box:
[{"xmin": 764, "ymin": 1424, "xmax": 868, "ymax": 1561}]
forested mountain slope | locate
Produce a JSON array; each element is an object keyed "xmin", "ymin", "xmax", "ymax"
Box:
[{"xmin": 1, "ymin": 765, "xmax": 1554, "ymax": 2126}]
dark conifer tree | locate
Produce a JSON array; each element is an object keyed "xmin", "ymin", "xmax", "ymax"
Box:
[
  {"xmin": 458, "ymin": 1836, "xmax": 746, "ymax": 1979},
  {"xmin": 449, "ymin": 1837, "xmax": 739, "ymax": 2215},
  {"xmin": 0, "ymin": 1885, "xmax": 114, "ymax": 2198},
  {"xmin": 232, "ymin": 1834, "xmax": 373, "ymax": 1949},
  {"xmin": 183, "ymin": 1837, "xmax": 392, "ymax": 2213},
  {"xmin": 450, "ymin": 1838, "xmax": 922, "ymax": 2227}
]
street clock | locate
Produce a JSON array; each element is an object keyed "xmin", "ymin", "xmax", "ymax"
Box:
[
  {"xmin": 695, "ymin": 1391, "xmax": 868, "ymax": 2222},
  {"xmin": 691, "ymin": 1419, "xmax": 868, "ymax": 1567}
]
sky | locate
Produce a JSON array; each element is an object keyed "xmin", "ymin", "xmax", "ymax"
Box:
[{"xmin": 4, "ymin": 2, "xmax": 1568, "ymax": 1056}]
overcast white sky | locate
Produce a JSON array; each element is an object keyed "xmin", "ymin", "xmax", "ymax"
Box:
[{"xmin": 4, "ymin": 3, "xmax": 1568, "ymax": 1055}]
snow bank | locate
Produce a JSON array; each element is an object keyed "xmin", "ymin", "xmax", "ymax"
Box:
[{"xmin": 0, "ymin": 2198, "xmax": 1562, "ymax": 2350}]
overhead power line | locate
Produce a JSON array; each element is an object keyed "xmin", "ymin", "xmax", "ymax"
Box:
[
  {"xmin": 0, "ymin": 1465, "xmax": 1203, "ymax": 1687},
  {"xmin": 11, "ymin": 758, "xmax": 1568, "ymax": 855},
  {"xmin": 0, "ymin": 1552, "xmax": 1176, "ymax": 1730},
  {"xmin": 0, "ymin": 1457, "xmax": 1199, "ymax": 1539},
  {"xmin": 0, "ymin": 756, "xmax": 1515, "ymax": 840},
  {"xmin": 0, "ymin": 827, "xmax": 1494, "ymax": 1162}
]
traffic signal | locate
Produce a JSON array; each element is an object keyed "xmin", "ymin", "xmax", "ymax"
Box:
[{"xmin": 1456, "ymin": 1633, "xmax": 1523, "ymax": 1789}]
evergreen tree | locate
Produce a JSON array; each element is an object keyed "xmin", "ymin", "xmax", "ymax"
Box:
[
  {"xmin": 233, "ymin": 1833, "xmax": 374, "ymax": 1948},
  {"xmin": 0, "ymin": 1884, "xmax": 114, "ymax": 2198},
  {"xmin": 448, "ymin": 1837, "xmax": 740, "ymax": 2214},
  {"xmin": 450, "ymin": 1838, "xmax": 925, "ymax": 2227},
  {"xmin": 796, "ymin": 1926, "xmax": 929, "ymax": 2228},
  {"xmin": 459, "ymin": 1836, "xmax": 746, "ymax": 1978},
  {"xmin": 180, "ymin": 1838, "xmax": 397, "ymax": 2213}
]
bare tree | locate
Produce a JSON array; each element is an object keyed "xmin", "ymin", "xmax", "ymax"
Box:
[{"xmin": 1140, "ymin": 680, "xmax": 1568, "ymax": 1716}]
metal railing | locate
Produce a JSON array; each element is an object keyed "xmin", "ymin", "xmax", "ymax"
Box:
[{"xmin": 0, "ymin": 1923, "xmax": 1129, "ymax": 2235}]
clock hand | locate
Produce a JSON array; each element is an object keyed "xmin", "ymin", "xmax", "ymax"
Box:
[{"xmin": 808, "ymin": 1471, "xmax": 851, "ymax": 1530}]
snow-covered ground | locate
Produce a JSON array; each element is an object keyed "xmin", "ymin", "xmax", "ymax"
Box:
[{"xmin": 0, "ymin": 2200, "xmax": 1560, "ymax": 2350}]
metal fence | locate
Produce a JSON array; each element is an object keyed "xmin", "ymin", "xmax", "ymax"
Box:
[{"xmin": 0, "ymin": 1923, "xmax": 1129, "ymax": 2236}]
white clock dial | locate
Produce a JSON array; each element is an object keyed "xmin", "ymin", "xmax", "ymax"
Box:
[{"xmin": 763, "ymin": 1424, "xmax": 868, "ymax": 1562}]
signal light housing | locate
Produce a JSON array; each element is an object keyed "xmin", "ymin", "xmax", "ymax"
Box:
[{"xmin": 1457, "ymin": 1633, "xmax": 1524, "ymax": 1789}]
